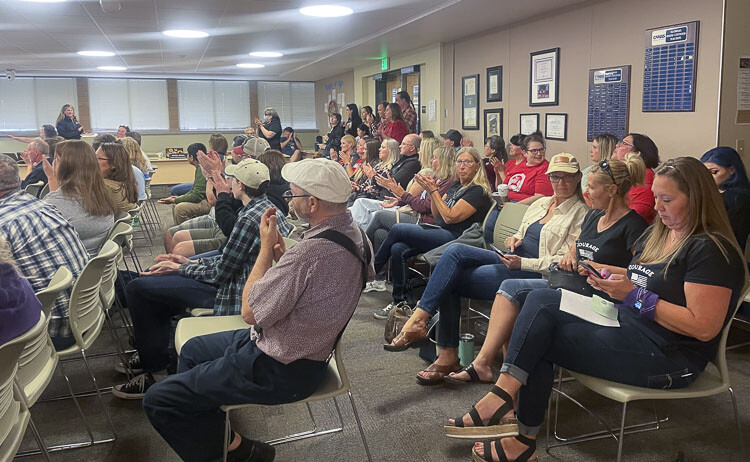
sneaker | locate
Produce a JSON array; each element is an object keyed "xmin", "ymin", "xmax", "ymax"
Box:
[
  {"xmin": 112, "ymin": 372, "xmax": 156, "ymax": 400},
  {"xmin": 363, "ymin": 280, "xmax": 387, "ymax": 293},
  {"xmin": 115, "ymin": 352, "xmax": 143, "ymax": 375},
  {"xmin": 373, "ymin": 303, "xmax": 395, "ymax": 320}
]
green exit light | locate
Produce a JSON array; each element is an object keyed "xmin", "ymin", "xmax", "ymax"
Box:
[{"xmin": 381, "ymin": 57, "xmax": 389, "ymax": 71}]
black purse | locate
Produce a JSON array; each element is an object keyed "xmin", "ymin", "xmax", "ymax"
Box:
[{"xmin": 547, "ymin": 262, "xmax": 595, "ymax": 297}]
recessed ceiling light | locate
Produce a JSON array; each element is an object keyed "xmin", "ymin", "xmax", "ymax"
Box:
[
  {"xmin": 162, "ymin": 29, "xmax": 209, "ymax": 38},
  {"xmin": 249, "ymin": 51, "xmax": 283, "ymax": 58},
  {"xmin": 97, "ymin": 66, "xmax": 127, "ymax": 71},
  {"xmin": 236, "ymin": 63, "xmax": 265, "ymax": 69},
  {"xmin": 299, "ymin": 5, "xmax": 354, "ymax": 17},
  {"xmin": 78, "ymin": 50, "xmax": 115, "ymax": 57}
]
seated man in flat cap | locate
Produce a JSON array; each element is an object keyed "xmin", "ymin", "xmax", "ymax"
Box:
[{"xmin": 143, "ymin": 158, "xmax": 374, "ymax": 462}]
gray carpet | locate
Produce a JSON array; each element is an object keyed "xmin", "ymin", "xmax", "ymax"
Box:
[{"xmin": 16, "ymin": 200, "xmax": 750, "ymax": 462}]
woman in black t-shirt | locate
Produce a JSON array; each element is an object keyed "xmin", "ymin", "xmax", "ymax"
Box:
[
  {"xmin": 372, "ymin": 147, "xmax": 492, "ymax": 318},
  {"xmin": 445, "ymin": 155, "xmax": 649, "ymax": 385},
  {"xmin": 444, "ymin": 157, "xmax": 747, "ymax": 462},
  {"xmin": 254, "ymin": 107, "xmax": 282, "ymax": 150}
]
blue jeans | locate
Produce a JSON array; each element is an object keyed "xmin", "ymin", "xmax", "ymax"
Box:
[
  {"xmin": 124, "ymin": 273, "xmax": 218, "ymax": 371},
  {"xmin": 496, "ymin": 278, "xmax": 550, "ymax": 306},
  {"xmin": 143, "ymin": 329, "xmax": 326, "ymax": 462},
  {"xmin": 171, "ymin": 182, "xmax": 193, "ymax": 196},
  {"xmin": 417, "ymin": 243, "xmax": 541, "ymax": 348},
  {"xmin": 373, "ymin": 223, "xmax": 457, "ymax": 303},
  {"xmin": 500, "ymin": 288, "xmax": 704, "ymax": 435},
  {"xmin": 483, "ymin": 208, "xmax": 499, "ymax": 245}
]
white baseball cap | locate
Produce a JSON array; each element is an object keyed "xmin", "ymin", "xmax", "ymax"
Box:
[
  {"xmin": 224, "ymin": 158, "xmax": 270, "ymax": 189},
  {"xmin": 281, "ymin": 158, "xmax": 352, "ymax": 203}
]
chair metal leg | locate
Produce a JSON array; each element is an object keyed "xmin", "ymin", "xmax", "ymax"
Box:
[
  {"xmin": 616, "ymin": 402, "xmax": 627, "ymax": 462},
  {"xmin": 27, "ymin": 414, "xmax": 52, "ymax": 462},
  {"xmin": 347, "ymin": 391, "xmax": 373, "ymax": 462},
  {"xmin": 728, "ymin": 387, "xmax": 745, "ymax": 458},
  {"xmin": 222, "ymin": 410, "xmax": 231, "ymax": 462},
  {"xmin": 80, "ymin": 349, "xmax": 117, "ymax": 442}
]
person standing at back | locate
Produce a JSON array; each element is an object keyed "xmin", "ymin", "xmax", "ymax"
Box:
[
  {"xmin": 55, "ymin": 104, "xmax": 84, "ymax": 140},
  {"xmin": 397, "ymin": 90, "xmax": 418, "ymax": 134},
  {"xmin": 255, "ymin": 107, "xmax": 282, "ymax": 150}
]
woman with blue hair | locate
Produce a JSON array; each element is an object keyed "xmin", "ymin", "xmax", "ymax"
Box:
[{"xmin": 701, "ymin": 146, "xmax": 750, "ymax": 253}]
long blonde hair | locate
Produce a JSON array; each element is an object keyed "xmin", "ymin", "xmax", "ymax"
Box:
[
  {"xmin": 55, "ymin": 141, "xmax": 118, "ymax": 216},
  {"xmin": 456, "ymin": 147, "xmax": 491, "ymax": 195},
  {"xmin": 637, "ymin": 157, "xmax": 746, "ymax": 282},
  {"xmin": 419, "ymin": 137, "xmax": 440, "ymax": 169},
  {"xmin": 55, "ymin": 104, "xmax": 75, "ymax": 124},
  {"xmin": 589, "ymin": 153, "xmax": 645, "ymax": 198},
  {"xmin": 433, "ymin": 146, "xmax": 457, "ymax": 180},
  {"xmin": 121, "ymin": 137, "xmax": 147, "ymax": 174},
  {"xmin": 380, "ymin": 139, "xmax": 399, "ymax": 170}
]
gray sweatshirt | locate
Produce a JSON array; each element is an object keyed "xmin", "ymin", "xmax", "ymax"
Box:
[{"xmin": 44, "ymin": 191, "xmax": 114, "ymax": 257}]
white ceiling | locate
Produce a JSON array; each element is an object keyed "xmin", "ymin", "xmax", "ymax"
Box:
[{"xmin": 0, "ymin": 0, "xmax": 591, "ymax": 81}]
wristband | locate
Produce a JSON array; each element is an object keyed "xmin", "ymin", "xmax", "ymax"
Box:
[{"xmin": 624, "ymin": 287, "xmax": 658, "ymax": 320}]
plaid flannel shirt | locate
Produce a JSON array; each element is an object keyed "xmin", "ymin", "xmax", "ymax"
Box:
[
  {"xmin": 0, "ymin": 189, "xmax": 88, "ymax": 339},
  {"xmin": 178, "ymin": 195, "xmax": 291, "ymax": 316},
  {"xmin": 402, "ymin": 105, "xmax": 417, "ymax": 134}
]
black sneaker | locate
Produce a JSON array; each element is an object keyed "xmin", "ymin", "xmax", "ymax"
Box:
[
  {"xmin": 115, "ymin": 352, "xmax": 143, "ymax": 375},
  {"xmin": 227, "ymin": 436, "xmax": 275, "ymax": 462},
  {"xmin": 112, "ymin": 372, "xmax": 156, "ymax": 400}
]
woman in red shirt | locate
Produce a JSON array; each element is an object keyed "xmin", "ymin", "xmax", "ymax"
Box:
[
  {"xmin": 611, "ymin": 132, "xmax": 659, "ymax": 224},
  {"xmin": 504, "ymin": 133, "xmax": 553, "ymax": 204},
  {"xmin": 489, "ymin": 133, "xmax": 528, "ymax": 190},
  {"xmin": 382, "ymin": 103, "xmax": 409, "ymax": 144}
]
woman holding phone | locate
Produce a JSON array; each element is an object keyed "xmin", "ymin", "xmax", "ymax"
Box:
[
  {"xmin": 383, "ymin": 153, "xmax": 589, "ymax": 386},
  {"xmin": 445, "ymin": 154, "xmax": 648, "ymax": 385}
]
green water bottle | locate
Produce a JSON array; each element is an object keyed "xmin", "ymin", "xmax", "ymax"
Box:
[{"xmin": 458, "ymin": 333, "xmax": 475, "ymax": 367}]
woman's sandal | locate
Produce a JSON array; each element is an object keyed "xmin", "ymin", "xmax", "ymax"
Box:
[
  {"xmin": 383, "ymin": 324, "xmax": 428, "ymax": 352},
  {"xmin": 415, "ymin": 360, "xmax": 461, "ymax": 386},
  {"xmin": 443, "ymin": 364, "xmax": 495, "ymax": 385},
  {"xmin": 471, "ymin": 435, "xmax": 537, "ymax": 462},
  {"xmin": 444, "ymin": 385, "xmax": 518, "ymax": 439}
]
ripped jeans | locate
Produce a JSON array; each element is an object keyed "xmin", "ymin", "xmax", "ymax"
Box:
[{"xmin": 499, "ymin": 288, "xmax": 705, "ymax": 435}]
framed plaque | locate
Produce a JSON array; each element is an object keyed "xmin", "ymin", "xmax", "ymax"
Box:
[
  {"xmin": 484, "ymin": 108, "xmax": 503, "ymax": 140},
  {"xmin": 486, "ymin": 66, "xmax": 502, "ymax": 102},
  {"xmin": 519, "ymin": 113, "xmax": 539, "ymax": 135},
  {"xmin": 545, "ymin": 113, "xmax": 568, "ymax": 141},
  {"xmin": 462, "ymin": 74, "xmax": 480, "ymax": 130},
  {"xmin": 530, "ymin": 48, "xmax": 560, "ymax": 106}
]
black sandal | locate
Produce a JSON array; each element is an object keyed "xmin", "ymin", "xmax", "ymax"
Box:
[
  {"xmin": 471, "ymin": 435, "xmax": 537, "ymax": 462},
  {"xmin": 443, "ymin": 363, "xmax": 495, "ymax": 385},
  {"xmin": 444, "ymin": 385, "xmax": 518, "ymax": 439}
]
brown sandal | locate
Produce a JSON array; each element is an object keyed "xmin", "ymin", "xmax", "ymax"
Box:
[
  {"xmin": 383, "ymin": 324, "xmax": 428, "ymax": 352},
  {"xmin": 416, "ymin": 360, "xmax": 461, "ymax": 386}
]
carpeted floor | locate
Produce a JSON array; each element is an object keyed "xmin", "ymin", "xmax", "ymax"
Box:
[{"xmin": 16, "ymin": 200, "xmax": 750, "ymax": 462}]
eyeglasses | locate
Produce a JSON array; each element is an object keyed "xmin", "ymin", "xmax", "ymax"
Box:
[
  {"xmin": 598, "ymin": 159, "xmax": 616, "ymax": 184},
  {"xmin": 455, "ymin": 160, "xmax": 476, "ymax": 166},
  {"xmin": 282, "ymin": 190, "xmax": 311, "ymax": 202},
  {"xmin": 525, "ymin": 148, "xmax": 546, "ymax": 155},
  {"xmin": 96, "ymin": 157, "xmax": 108, "ymax": 161},
  {"xmin": 616, "ymin": 140, "xmax": 634, "ymax": 148},
  {"xmin": 549, "ymin": 174, "xmax": 579, "ymax": 183}
]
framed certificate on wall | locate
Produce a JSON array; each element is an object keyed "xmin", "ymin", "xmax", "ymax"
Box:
[
  {"xmin": 462, "ymin": 74, "xmax": 480, "ymax": 130},
  {"xmin": 530, "ymin": 48, "xmax": 560, "ymax": 106},
  {"xmin": 519, "ymin": 113, "xmax": 539, "ymax": 135},
  {"xmin": 545, "ymin": 113, "xmax": 568, "ymax": 141},
  {"xmin": 486, "ymin": 66, "xmax": 502, "ymax": 102},
  {"xmin": 484, "ymin": 108, "xmax": 503, "ymax": 140}
]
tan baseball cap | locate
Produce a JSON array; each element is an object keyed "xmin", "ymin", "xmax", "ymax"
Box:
[
  {"xmin": 242, "ymin": 136, "xmax": 270, "ymax": 157},
  {"xmin": 224, "ymin": 158, "xmax": 270, "ymax": 189},
  {"xmin": 546, "ymin": 153, "xmax": 580, "ymax": 174},
  {"xmin": 281, "ymin": 158, "xmax": 352, "ymax": 203}
]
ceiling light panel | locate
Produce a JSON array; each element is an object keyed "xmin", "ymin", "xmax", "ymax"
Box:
[{"xmin": 299, "ymin": 5, "xmax": 354, "ymax": 18}]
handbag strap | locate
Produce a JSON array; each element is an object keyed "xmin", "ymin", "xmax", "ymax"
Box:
[{"xmin": 311, "ymin": 227, "xmax": 371, "ymax": 360}]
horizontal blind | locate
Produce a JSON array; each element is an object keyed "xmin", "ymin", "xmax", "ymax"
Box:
[
  {"xmin": 0, "ymin": 78, "xmax": 36, "ymax": 131},
  {"xmin": 34, "ymin": 78, "xmax": 77, "ymax": 129},
  {"xmin": 89, "ymin": 79, "xmax": 129, "ymax": 131},
  {"xmin": 258, "ymin": 81, "xmax": 315, "ymax": 130},
  {"xmin": 214, "ymin": 81, "xmax": 250, "ymax": 130},
  {"xmin": 177, "ymin": 80, "xmax": 215, "ymax": 130},
  {"xmin": 128, "ymin": 80, "xmax": 169, "ymax": 130}
]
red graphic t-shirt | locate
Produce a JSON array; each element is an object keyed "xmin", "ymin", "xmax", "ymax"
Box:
[{"xmin": 504, "ymin": 159, "xmax": 553, "ymax": 202}]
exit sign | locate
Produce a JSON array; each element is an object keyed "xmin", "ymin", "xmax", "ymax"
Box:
[{"xmin": 381, "ymin": 57, "xmax": 390, "ymax": 71}]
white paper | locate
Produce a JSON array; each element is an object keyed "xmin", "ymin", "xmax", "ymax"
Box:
[
  {"xmin": 464, "ymin": 78, "xmax": 476, "ymax": 96},
  {"xmin": 489, "ymin": 74, "xmax": 498, "ymax": 95},
  {"xmin": 331, "ymin": 88, "xmax": 336, "ymax": 100},
  {"xmin": 464, "ymin": 107, "xmax": 477, "ymax": 127},
  {"xmin": 427, "ymin": 99, "xmax": 437, "ymax": 122},
  {"xmin": 738, "ymin": 58, "xmax": 750, "ymax": 111},
  {"xmin": 559, "ymin": 289, "xmax": 620, "ymax": 327},
  {"xmin": 546, "ymin": 115, "xmax": 566, "ymax": 139},
  {"xmin": 520, "ymin": 115, "xmax": 537, "ymax": 135}
]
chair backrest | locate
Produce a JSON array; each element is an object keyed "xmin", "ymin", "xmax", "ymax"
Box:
[
  {"xmin": 127, "ymin": 203, "xmax": 143, "ymax": 218},
  {"xmin": 23, "ymin": 181, "xmax": 44, "ymax": 198},
  {"xmin": 0, "ymin": 329, "xmax": 26, "ymax": 446},
  {"xmin": 329, "ymin": 338, "xmax": 348, "ymax": 392},
  {"xmin": 99, "ymin": 238, "xmax": 123, "ymax": 310},
  {"xmin": 714, "ymin": 286, "xmax": 750, "ymax": 383},
  {"xmin": 14, "ymin": 313, "xmax": 57, "ymax": 405},
  {"xmin": 493, "ymin": 203, "xmax": 529, "ymax": 251},
  {"xmin": 68, "ymin": 241, "xmax": 119, "ymax": 349},
  {"xmin": 38, "ymin": 183, "xmax": 50, "ymax": 199},
  {"xmin": 34, "ymin": 266, "xmax": 74, "ymax": 319},
  {"xmin": 745, "ymin": 234, "xmax": 750, "ymax": 262},
  {"xmin": 106, "ymin": 222, "xmax": 135, "ymax": 257}
]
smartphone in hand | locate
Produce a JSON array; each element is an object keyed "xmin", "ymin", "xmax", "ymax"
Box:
[
  {"xmin": 489, "ymin": 244, "xmax": 507, "ymax": 257},
  {"xmin": 579, "ymin": 261, "xmax": 604, "ymax": 279}
]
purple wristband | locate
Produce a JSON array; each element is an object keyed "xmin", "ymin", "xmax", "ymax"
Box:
[{"xmin": 625, "ymin": 287, "xmax": 658, "ymax": 320}]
